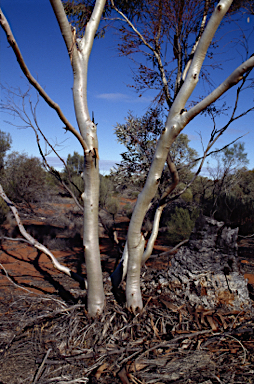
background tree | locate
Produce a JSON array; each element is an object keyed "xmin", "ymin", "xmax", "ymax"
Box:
[
  {"xmin": 113, "ymin": 108, "xmax": 198, "ymax": 190},
  {"xmin": 0, "ymin": 129, "xmax": 12, "ymax": 171},
  {"xmin": 2, "ymin": 152, "xmax": 47, "ymax": 207},
  {"xmin": 66, "ymin": 151, "xmax": 84, "ymax": 176},
  {"xmin": 207, "ymin": 142, "xmax": 249, "ymax": 216}
]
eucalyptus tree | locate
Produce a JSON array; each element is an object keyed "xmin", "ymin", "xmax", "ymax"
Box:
[
  {"xmin": 0, "ymin": 0, "xmax": 106, "ymax": 317},
  {"xmin": 208, "ymin": 142, "xmax": 249, "ymax": 216},
  {"xmin": 110, "ymin": 0, "xmax": 254, "ymax": 311},
  {"xmin": 1, "ymin": 0, "xmax": 254, "ymax": 316}
]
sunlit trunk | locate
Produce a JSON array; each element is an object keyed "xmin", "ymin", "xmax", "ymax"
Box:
[
  {"xmin": 126, "ymin": 0, "xmax": 234, "ymax": 311},
  {"xmin": 50, "ymin": 0, "xmax": 106, "ymax": 316}
]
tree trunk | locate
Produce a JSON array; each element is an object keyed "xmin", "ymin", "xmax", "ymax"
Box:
[
  {"xmin": 50, "ymin": 0, "xmax": 106, "ymax": 316},
  {"xmin": 82, "ymin": 151, "xmax": 105, "ymax": 315},
  {"xmin": 125, "ymin": 0, "xmax": 254, "ymax": 311}
]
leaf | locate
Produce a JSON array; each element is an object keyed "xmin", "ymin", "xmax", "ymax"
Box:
[
  {"xmin": 160, "ymin": 299, "xmax": 178, "ymax": 312},
  {"xmin": 206, "ymin": 315, "xmax": 219, "ymax": 331},
  {"xmin": 95, "ymin": 362, "xmax": 109, "ymax": 379},
  {"xmin": 118, "ymin": 367, "xmax": 130, "ymax": 384}
]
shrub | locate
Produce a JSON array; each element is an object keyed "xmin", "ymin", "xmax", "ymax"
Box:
[
  {"xmin": 0, "ymin": 197, "xmax": 9, "ymax": 224},
  {"xmin": 106, "ymin": 197, "xmax": 119, "ymax": 219},
  {"xmin": 99, "ymin": 175, "xmax": 113, "ymax": 208},
  {"xmin": 165, "ymin": 206, "xmax": 199, "ymax": 245},
  {"xmin": 2, "ymin": 152, "xmax": 47, "ymax": 205}
]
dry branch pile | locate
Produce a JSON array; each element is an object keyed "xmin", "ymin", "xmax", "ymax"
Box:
[{"xmin": 0, "ymin": 273, "xmax": 253, "ymax": 384}]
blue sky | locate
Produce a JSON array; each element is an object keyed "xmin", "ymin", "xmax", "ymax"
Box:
[{"xmin": 0, "ymin": 0, "xmax": 254, "ymax": 174}]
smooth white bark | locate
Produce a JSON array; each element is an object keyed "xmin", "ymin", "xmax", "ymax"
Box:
[
  {"xmin": 50, "ymin": 0, "xmax": 106, "ymax": 317},
  {"xmin": 1, "ymin": 1, "xmax": 106, "ymax": 316},
  {"xmin": 125, "ymin": 0, "xmax": 244, "ymax": 311},
  {"xmin": 0, "ymin": 7, "xmax": 88, "ymax": 152}
]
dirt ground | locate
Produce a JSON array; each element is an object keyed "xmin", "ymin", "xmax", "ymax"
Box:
[
  {"xmin": 0, "ymin": 197, "xmax": 173, "ymax": 299},
  {"xmin": 0, "ymin": 197, "xmax": 254, "ymax": 384}
]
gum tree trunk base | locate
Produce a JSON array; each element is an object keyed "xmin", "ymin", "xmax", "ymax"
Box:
[{"xmin": 167, "ymin": 216, "xmax": 251, "ymax": 310}]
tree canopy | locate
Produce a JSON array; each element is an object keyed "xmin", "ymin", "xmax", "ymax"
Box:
[{"xmin": 113, "ymin": 108, "xmax": 198, "ymax": 190}]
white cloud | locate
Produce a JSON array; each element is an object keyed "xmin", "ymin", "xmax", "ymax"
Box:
[
  {"xmin": 96, "ymin": 92, "xmax": 152, "ymax": 104},
  {"xmin": 99, "ymin": 159, "xmax": 117, "ymax": 174},
  {"xmin": 46, "ymin": 156, "xmax": 65, "ymax": 170},
  {"xmin": 96, "ymin": 93, "xmax": 130, "ymax": 101}
]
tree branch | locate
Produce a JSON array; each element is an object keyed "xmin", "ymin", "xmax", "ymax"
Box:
[
  {"xmin": 171, "ymin": 0, "xmax": 234, "ymax": 116},
  {"xmin": 182, "ymin": 0, "xmax": 209, "ymax": 82},
  {"xmin": 184, "ymin": 56, "xmax": 254, "ymax": 124},
  {"xmin": 0, "ymin": 8, "xmax": 88, "ymax": 152},
  {"xmin": 111, "ymin": 0, "xmax": 172, "ymax": 106},
  {"xmin": 0, "ymin": 184, "xmax": 86, "ymax": 288}
]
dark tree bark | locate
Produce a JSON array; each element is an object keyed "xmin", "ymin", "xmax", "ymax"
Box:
[{"xmin": 167, "ymin": 215, "xmax": 250, "ymax": 310}]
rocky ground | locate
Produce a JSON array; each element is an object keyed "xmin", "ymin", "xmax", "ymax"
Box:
[{"xmin": 0, "ymin": 196, "xmax": 253, "ymax": 384}]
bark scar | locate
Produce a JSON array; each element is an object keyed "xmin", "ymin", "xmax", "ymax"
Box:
[{"xmin": 68, "ymin": 27, "xmax": 76, "ymax": 65}]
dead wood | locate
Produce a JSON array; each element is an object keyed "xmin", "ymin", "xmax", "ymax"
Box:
[{"xmin": 0, "ymin": 271, "xmax": 253, "ymax": 384}]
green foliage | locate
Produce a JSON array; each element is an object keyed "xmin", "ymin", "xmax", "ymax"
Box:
[
  {"xmin": 221, "ymin": 142, "xmax": 249, "ymax": 169},
  {"xmin": 122, "ymin": 202, "xmax": 133, "ymax": 217},
  {"xmin": 176, "ymin": 183, "xmax": 193, "ymax": 202},
  {"xmin": 113, "ymin": 108, "xmax": 198, "ymax": 191},
  {"xmin": 0, "ymin": 197, "xmax": 9, "ymax": 224},
  {"xmin": 1, "ymin": 152, "xmax": 47, "ymax": 204},
  {"xmin": 165, "ymin": 207, "xmax": 199, "ymax": 245},
  {"xmin": 99, "ymin": 175, "xmax": 119, "ymax": 217},
  {"xmin": 71, "ymin": 173, "xmax": 84, "ymax": 198},
  {"xmin": 0, "ymin": 130, "xmax": 12, "ymax": 171},
  {"xmin": 113, "ymin": 108, "xmax": 163, "ymax": 186},
  {"xmin": 99, "ymin": 174, "xmax": 113, "ymax": 208},
  {"xmin": 106, "ymin": 197, "xmax": 119, "ymax": 218},
  {"xmin": 170, "ymin": 134, "xmax": 198, "ymax": 170},
  {"xmin": 66, "ymin": 151, "xmax": 84, "ymax": 176},
  {"xmin": 60, "ymin": 152, "xmax": 84, "ymax": 201}
]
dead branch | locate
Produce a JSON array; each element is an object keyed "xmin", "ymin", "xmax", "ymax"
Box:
[{"xmin": 0, "ymin": 184, "xmax": 86, "ymax": 287}]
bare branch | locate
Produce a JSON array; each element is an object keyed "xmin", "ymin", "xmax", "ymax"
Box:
[
  {"xmin": 182, "ymin": 0, "xmax": 209, "ymax": 81},
  {"xmin": 1, "ymin": 86, "xmax": 84, "ymax": 211},
  {"xmin": 0, "ymin": 262, "xmax": 38, "ymax": 295},
  {"xmin": 111, "ymin": 0, "xmax": 172, "ymax": 106},
  {"xmin": 184, "ymin": 56, "xmax": 254, "ymax": 124},
  {"xmin": 0, "ymin": 184, "xmax": 86, "ymax": 287},
  {"xmin": 0, "ymin": 8, "xmax": 88, "ymax": 151}
]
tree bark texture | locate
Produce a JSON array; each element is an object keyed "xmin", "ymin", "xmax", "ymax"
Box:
[{"xmin": 167, "ymin": 215, "xmax": 250, "ymax": 310}]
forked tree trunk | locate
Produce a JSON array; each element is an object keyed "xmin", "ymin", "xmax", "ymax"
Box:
[{"xmin": 126, "ymin": 0, "xmax": 236, "ymax": 311}]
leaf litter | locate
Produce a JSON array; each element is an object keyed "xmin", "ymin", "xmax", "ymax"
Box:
[{"xmin": 0, "ymin": 267, "xmax": 253, "ymax": 384}]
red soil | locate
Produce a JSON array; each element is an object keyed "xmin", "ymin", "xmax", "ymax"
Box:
[{"xmin": 0, "ymin": 199, "xmax": 253, "ymax": 300}]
